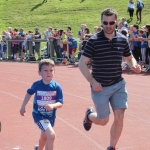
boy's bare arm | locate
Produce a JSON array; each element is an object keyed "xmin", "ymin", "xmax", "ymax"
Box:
[
  {"xmin": 45, "ymin": 102, "xmax": 63, "ymax": 111},
  {"xmin": 20, "ymin": 93, "xmax": 32, "ymax": 116}
]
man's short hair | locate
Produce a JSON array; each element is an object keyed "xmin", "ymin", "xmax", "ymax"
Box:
[
  {"xmin": 39, "ymin": 59, "xmax": 55, "ymax": 71},
  {"xmin": 101, "ymin": 8, "xmax": 118, "ymax": 20}
]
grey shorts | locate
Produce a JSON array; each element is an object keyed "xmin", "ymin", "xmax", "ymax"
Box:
[
  {"xmin": 91, "ymin": 79, "xmax": 128, "ymax": 119},
  {"xmin": 35, "ymin": 42, "xmax": 41, "ymax": 52}
]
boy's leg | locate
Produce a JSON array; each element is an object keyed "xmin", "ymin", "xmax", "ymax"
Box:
[
  {"xmin": 35, "ymin": 119, "xmax": 55, "ymax": 150},
  {"xmin": 45, "ymin": 126, "xmax": 55, "ymax": 150},
  {"xmin": 38, "ymin": 131, "xmax": 47, "ymax": 150}
]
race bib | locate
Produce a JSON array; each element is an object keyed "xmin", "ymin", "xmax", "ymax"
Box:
[{"xmin": 36, "ymin": 91, "xmax": 56, "ymax": 116}]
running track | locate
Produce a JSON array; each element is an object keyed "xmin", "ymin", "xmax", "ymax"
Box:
[{"xmin": 0, "ymin": 62, "xmax": 150, "ymax": 150}]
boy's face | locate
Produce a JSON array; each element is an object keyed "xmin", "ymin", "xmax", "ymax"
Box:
[{"xmin": 38, "ymin": 65, "xmax": 54, "ymax": 84}]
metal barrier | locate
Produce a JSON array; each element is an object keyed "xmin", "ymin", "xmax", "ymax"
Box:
[
  {"xmin": 6, "ymin": 38, "xmax": 55, "ymax": 60},
  {"xmin": 4, "ymin": 38, "xmax": 78, "ymax": 65}
]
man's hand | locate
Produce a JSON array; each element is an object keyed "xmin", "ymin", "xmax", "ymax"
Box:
[
  {"xmin": 91, "ymin": 78, "xmax": 103, "ymax": 92},
  {"xmin": 132, "ymin": 64, "xmax": 141, "ymax": 73}
]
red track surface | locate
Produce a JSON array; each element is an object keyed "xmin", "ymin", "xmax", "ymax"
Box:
[{"xmin": 0, "ymin": 62, "xmax": 150, "ymax": 150}]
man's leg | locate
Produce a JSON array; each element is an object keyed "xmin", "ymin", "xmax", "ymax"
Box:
[
  {"xmin": 139, "ymin": 9, "xmax": 142, "ymax": 22},
  {"xmin": 89, "ymin": 112, "xmax": 109, "ymax": 126},
  {"xmin": 110, "ymin": 109, "xmax": 125, "ymax": 148},
  {"xmin": 83, "ymin": 87, "xmax": 112, "ymax": 131}
]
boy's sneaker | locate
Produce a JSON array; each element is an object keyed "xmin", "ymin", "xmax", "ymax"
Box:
[
  {"xmin": 83, "ymin": 107, "xmax": 94, "ymax": 131},
  {"xmin": 34, "ymin": 145, "xmax": 38, "ymax": 150},
  {"xmin": 107, "ymin": 146, "xmax": 116, "ymax": 150}
]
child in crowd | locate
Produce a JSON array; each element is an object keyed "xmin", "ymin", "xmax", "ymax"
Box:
[
  {"xmin": 20, "ymin": 59, "xmax": 64, "ymax": 150},
  {"xmin": 61, "ymin": 31, "xmax": 68, "ymax": 64},
  {"xmin": 67, "ymin": 32, "xmax": 77, "ymax": 63},
  {"xmin": 132, "ymin": 24, "xmax": 141, "ymax": 62},
  {"xmin": 61, "ymin": 31, "xmax": 67, "ymax": 58},
  {"xmin": 138, "ymin": 29, "xmax": 147, "ymax": 64},
  {"xmin": 0, "ymin": 36, "xmax": 7, "ymax": 59}
]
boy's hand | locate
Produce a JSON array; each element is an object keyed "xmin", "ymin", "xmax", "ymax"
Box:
[
  {"xmin": 20, "ymin": 107, "xmax": 26, "ymax": 116},
  {"xmin": 45, "ymin": 104, "xmax": 54, "ymax": 111}
]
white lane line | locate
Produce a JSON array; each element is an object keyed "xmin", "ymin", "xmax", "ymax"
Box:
[
  {"xmin": 126, "ymin": 113, "xmax": 150, "ymax": 124},
  {"xmin": 57, "ymin": 117, "xmax": 105, "ymax": 150},
  {"xmin": 0, "ymin": 69, "xmax": 150, "ymax": 87},
  {"xmin": 0, "ymin": 77, "xmax": 149, "ymax": 101},
  {"xmin": 0, "ymin": 90, "xmax": 104, "ymax": 150},
  {"xmin": 0, "ymin": 78, "xmax": 150, "ymax": 101},
  {"xmin": 118, "ymin": 146, "xmax": 137, "ymax": 150}
]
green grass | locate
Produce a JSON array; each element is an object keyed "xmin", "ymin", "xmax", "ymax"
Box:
[
  {"xmin": 0, "ymin": 0, "xmax": 150, "ymax": 56},
  {"xmin": 0, "ymin": 0, "xmax": 150, "ymax": 36}
]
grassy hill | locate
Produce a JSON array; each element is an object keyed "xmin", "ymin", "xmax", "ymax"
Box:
[{"xmin": 0, "ymin": 0, "xmax": 150, "ymax": 37}]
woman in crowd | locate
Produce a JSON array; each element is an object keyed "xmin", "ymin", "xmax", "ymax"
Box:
[{"xmin": 127, "ymin": 0, "xmax": 135, "ymax": 19}]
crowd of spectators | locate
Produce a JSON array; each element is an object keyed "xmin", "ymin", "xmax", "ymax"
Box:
[
  {"xmin": 0, "ymin": 18, "xmax": 150, "ymax": 69},
  {"xmin": 0, "ymin": 26, "xmax": 78, "ymax": 63}
]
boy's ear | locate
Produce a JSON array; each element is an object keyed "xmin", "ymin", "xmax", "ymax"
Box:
[{"xmin": 38, "ymin": 71, "xmax": 41, "ymax": 76}]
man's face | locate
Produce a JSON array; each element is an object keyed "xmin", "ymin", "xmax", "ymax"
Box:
[
  {"xmin": 101, "ymin": 14, "xmax": 116, "ymax": 35},
  {"xmin": 35, "ymin": 29, "xmax": 39, "ymax": 33}
]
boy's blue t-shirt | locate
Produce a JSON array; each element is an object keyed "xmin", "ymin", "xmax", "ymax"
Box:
[
  {"xmin": 133, "ymin": 31, "xmax": 140, "ymax": 46},
  {"xmin": 27, "ymin": 79, "xmax": 63, "ymax": 126},
  {"xmin": 141, "ymin": 34, "xmax": 148, "ymax": 48}
]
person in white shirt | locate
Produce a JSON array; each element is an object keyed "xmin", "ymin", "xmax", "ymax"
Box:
[{"xmin": 127, "ymin": 0, "xmax": 135, "ymax": 19}]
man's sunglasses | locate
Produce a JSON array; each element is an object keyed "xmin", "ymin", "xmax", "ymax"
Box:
[{"xmin": 103, "ymin": 21, "xmax": 116, "ymax": 25}]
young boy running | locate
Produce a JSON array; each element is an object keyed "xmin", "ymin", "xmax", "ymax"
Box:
[{"xmin": 20, "ymin": 59, "xmax": 63, "ymax": 150}]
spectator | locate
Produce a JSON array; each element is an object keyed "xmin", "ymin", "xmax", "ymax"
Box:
[
  {"xmin": 67, "ymin": 32, "xmax": 77, "ymax": 63},
  {"xmin": 136, "ymin": 0, "xmax": 144, "ymax": 22},
  {"xmin": 43, "ymin": 26, "xmax": 53, "ymax": 40},
  {"xmin": 133, "ymin": 24, "xmax": 141, "ymax": 62},
  {"xmin": 2, "ymin": 30, "xmax": 11, "ymax": 40},
  {"xmin": 138, "ymin": 29, "xmax": 147, "ymax": 63},
  {"xmin": 18, "ymin": 28, "xmax": 25, "ymax": 60},
  {"xmin": 8, "ymin": 27, "xmax": 13, "ymax": 35},
  {"xmin": 127, "ymin": 0, "xmax": 135, "ymax": 19},
  {"xmin": 120, "ymin": 21, "xmax": 128, "ymax": 33},
  {"xmin": 93, "ymin": 26, "xmax": 98, "ymax": 33},
  {"xmin": 121, "ymin": 29, "xmax": 128, "ymax": 37},
  {"xmin": 66, "ymin": 26, "xmax": 71, "ymax": 35},
  {"xmin": 97, "ymin": 26, "xmax": 103, "ymax": 33},
  {"xmin": 78, "ymin": 24, "xmax": 85, "ymax": 51},
  {"xmin": 145, "ymin": 25, "xmax": 150, "ymax": 64},
  {"xmin": 128, "ymin": 25, "xmax": 134, "ymax": 54},
  {"xmin": 43, "ymin": 26, "xmax": 53, "ymax": 58},
  {"xmin": 11, "ymin": 32, "xmax": 19, "ymax": 60},
  {"xmin": 61, "ymin": 31, "xmax": 68, "ymax": 59},
  {"xmin": 0, "ymin": 36, "xmax": 7, "ymax": 59},
  {"xmin": 52, "ymin": 29, "xmax": 63, "ymax": 62},
  {"xmin": 33, "ymin": 28, "xmax": 41, "ymax": 61}
]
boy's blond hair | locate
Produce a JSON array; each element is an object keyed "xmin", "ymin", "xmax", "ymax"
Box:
[{"xmin": 39, "ymin": 59, "xmax": 55, "ymax": 71}]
